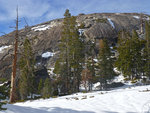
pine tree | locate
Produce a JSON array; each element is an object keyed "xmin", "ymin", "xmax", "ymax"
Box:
[
  {"xmin": 97, "ymin": 39, "xmax": 117, "ymax": 89},
  {"xmin": 0, "ymin": 84, "xmax": 7, "ymax": 110},
  {"xmin": 19, "ymin": 38, "xmax": 35, "ymax": 100},
  {"xmin": 54, "ymin": 9, "xmax": 84, "ymax": 94},
  {"xmin": 70, "ymin": 16, "xmax": 85, "ymax": 92},
  {"xmin": 144, "ymin": 21, "xmax": 150, "ymax": 78},
  {"xmin": 86, "ymin": 57, "xmax": 96, "ymax": 91},
  {"xmin": 115, "ymin": 31, "xmax": 130, "ymax": 78},
  {"xmin": 53, "ymin": 58, "xmax": 67, "ymax": 94},
  {"xmin": 38, "ymin": 79, "xmax": 43, "ymax": 94},
  {"xmin": 58, "ymin": 9, "xmax": 72, "ymax": 94},
  {"xmin": 42, "ymin": 78, "xmax": 52, "ymax": 98},
  {"xmin": 115, "ymin": 30, "xmax": 142, "ymax": 80},
  {"xmin": 130, "ymin": 30, "xmax": 142, "ymax": 79}
]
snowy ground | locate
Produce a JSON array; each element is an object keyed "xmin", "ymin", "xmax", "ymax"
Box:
[{"xmin": 1, "ymin": 85, "xmax": 150, "ymax": 113}]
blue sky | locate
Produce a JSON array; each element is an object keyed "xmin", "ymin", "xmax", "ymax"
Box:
[{"xmin": 0, "ymin": 0, "xmax": 150, "ymax": 35}]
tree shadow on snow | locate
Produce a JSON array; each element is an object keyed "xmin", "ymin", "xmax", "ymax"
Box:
[
  {"xmin": 3, "ymin": 104, "xmax": 95, "ymax": 113},
  {"xmin": 40, "ymin": 107, "xmax": 96, "ymax": 113}
]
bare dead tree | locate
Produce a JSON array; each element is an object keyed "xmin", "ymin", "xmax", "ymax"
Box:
[{"xmin": 10, "ymin": 7, "xmax": 19, "ymax": 103}]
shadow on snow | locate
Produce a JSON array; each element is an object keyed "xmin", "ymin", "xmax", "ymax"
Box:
[{"xmin": 3, "ymin": 104, "xmax": 95, "ymax": 113}]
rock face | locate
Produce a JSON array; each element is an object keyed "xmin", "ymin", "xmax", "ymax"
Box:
[{"xmin": 0, "ymin": 13, "xmax": 149, "ymax": 80}]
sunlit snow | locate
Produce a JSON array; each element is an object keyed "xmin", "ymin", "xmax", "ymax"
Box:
[
  {"xmin": 147, "ymin": 17, "xmax": 150, "ymax": 21},
  {"xmin": 93, "ymin": 59, "xmax": 98, "ymax": 62},
  {"xmin": 133, "ymin": 16, "xmax": 140, "ymax": 19},
  {"xmin": 0, "ymin": 81, "xmax": 8, "ymax": 86},
  {"xmin": 78, "ymin": 29, "xmax": 85, "ymax": 36},
  {"xmin": 48, "ymin": 68, "xmax": 54, "ymax": 75},
  {"xmin": 42, "ymin": 52, "xmax": 55, "ymax": 58},
  {"xmin": 32, "ymin": 21, "xmax": 61, "ymax": 31},
  {"xmin": 32, "ymin": 25, "xmax": 51, "ymax": 31},
  {"xmin": 0, "ymin": 45, "xmax": 11, "ymax": 53},
  {"xmin": 2, "ymin": 85, "xmax": 150, "ymax": 113},
  {"xmin": 107, "ymin": 18, "xmax": 115, "ymax": 28}
]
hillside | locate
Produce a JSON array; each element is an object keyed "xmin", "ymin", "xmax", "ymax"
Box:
[
  {"xmin": 1, "ymin": 84, "xmax": 150, "ymax": 113},
  {"xmin": 0, "ymin": 13, "xmax": 149, "ymax": 81}
]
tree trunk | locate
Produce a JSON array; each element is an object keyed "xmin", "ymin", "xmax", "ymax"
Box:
[{"xmin": 10, "ymin": 7, "xmax": 19, "ymax": 103}]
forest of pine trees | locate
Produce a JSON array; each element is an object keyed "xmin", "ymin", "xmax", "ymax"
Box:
[{"xmin": 115, "ymin": 21, "xmax": 150, "ymax": 82}]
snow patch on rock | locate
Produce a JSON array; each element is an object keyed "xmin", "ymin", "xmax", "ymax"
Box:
[
  {"xmin": 147, "ymin": 16, "xmax": 150, "ymax": 21},
  {"xmin": 32, "ymin": 21, "xmax": 61, "ymax": 31},
  {"xmin": 93, "ymin": 58, "xmax": 98, "ymax": 62},
  {"xmin": 0, "ymin": 45, "xmax": 11, "ymax": 53},
  {"xmin": 107, "ymin": 18, "xmax": 115, "ymax": 28},
  {"xmin": 78, "ymin": 29, "xmax": 85, "ymax": 36},
  {"xmin": 48, "ymin": 68, "xmax": 54, "ymax": 75},
  {"xmin": 133, "ymin": 16, "xmax": 140, "ymax": 19},
  {"xmin": 32, "ymin": 25, "xmax": 50, "ymax": 31},
  {"xmin": 42, "ymin": 52, "xmax": 55, "ymax": 58},
  {"xmin": 0, "ymin": 81, "xmax": 8, "ymax": 86}
]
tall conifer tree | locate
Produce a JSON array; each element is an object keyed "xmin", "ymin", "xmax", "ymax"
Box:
[
  {"xmin": 42, "ymin": 78, "xmax": 52, "ymax": 98},
  {"xmin": 130, "ymin": 30, "xmax": 142, "ymax": 79},
  {"xmin": 54, "ymin": 9, "xmax": 84, "ymax": 94},
  {"xmin": 144, "ymin": 21, "xmax": 150, "ymax": 78},
  {"xmin": 98, "ymin": 39, "xmax": 117, "ymax": 89},
  {"xmin": 19, "ymin": 38, "xmax": 35, "ymax": 100},
  {"xmin": 38, "ymin": 79, "xmax": 43, "ymax": 94}
]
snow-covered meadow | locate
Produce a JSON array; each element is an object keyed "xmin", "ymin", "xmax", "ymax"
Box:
[{"xmin": 1, "ymin": 84, "xmax": 150, "ymax": 113}]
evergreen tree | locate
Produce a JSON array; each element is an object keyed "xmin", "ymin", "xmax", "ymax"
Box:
[
  {"xmin": 97, "ymin": 39, "xmax": 117, "ymax": 89},
  {"xmin": 144, "ymin": 21, "xmax": 150, "ymax": 78},
  {"xmin": 54, "ymin": 9, "xmax": 84, "ymax": 94},
  {"xmin": 58, "ymin": 9, "xmax": 72, "ymax": 94},
  {"xmin": 115, "ymin": 30, "xmax": 142, "ymax": 80},
  {"xmin": 70, "ymin": 16, "xmax": 85, "ymax": 92},
  {"xmin": 0, "ymin": 84, "xmax": 7, "ymax": 110},
  {"xmin": 38, "ymin": 79, "xmax": 43, "ymax": 94},
  {"xmin": 42, "ymin": 78, "xmax": 52, "ymax": 98},
  {"xmin": 115, "ymin": 31, "xmax": 131, "ymax": 78},
  {"xmin": 86, "ymin": 40, "xmax": 96, "ymax": 76},
  {"xmin": 19, "ymin": 38, "xmax": 35, "ymax": 100},
  {"xmin": 86, "ymin": 57, "xmax": 96, "ymax": 91},
  {"xmin": 53, "ymin": 58, "xmax": 67, "ymax": 94},
  {"xmin": 130, "ymin": 30, "xmax": 142, "ymax": 79}
]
